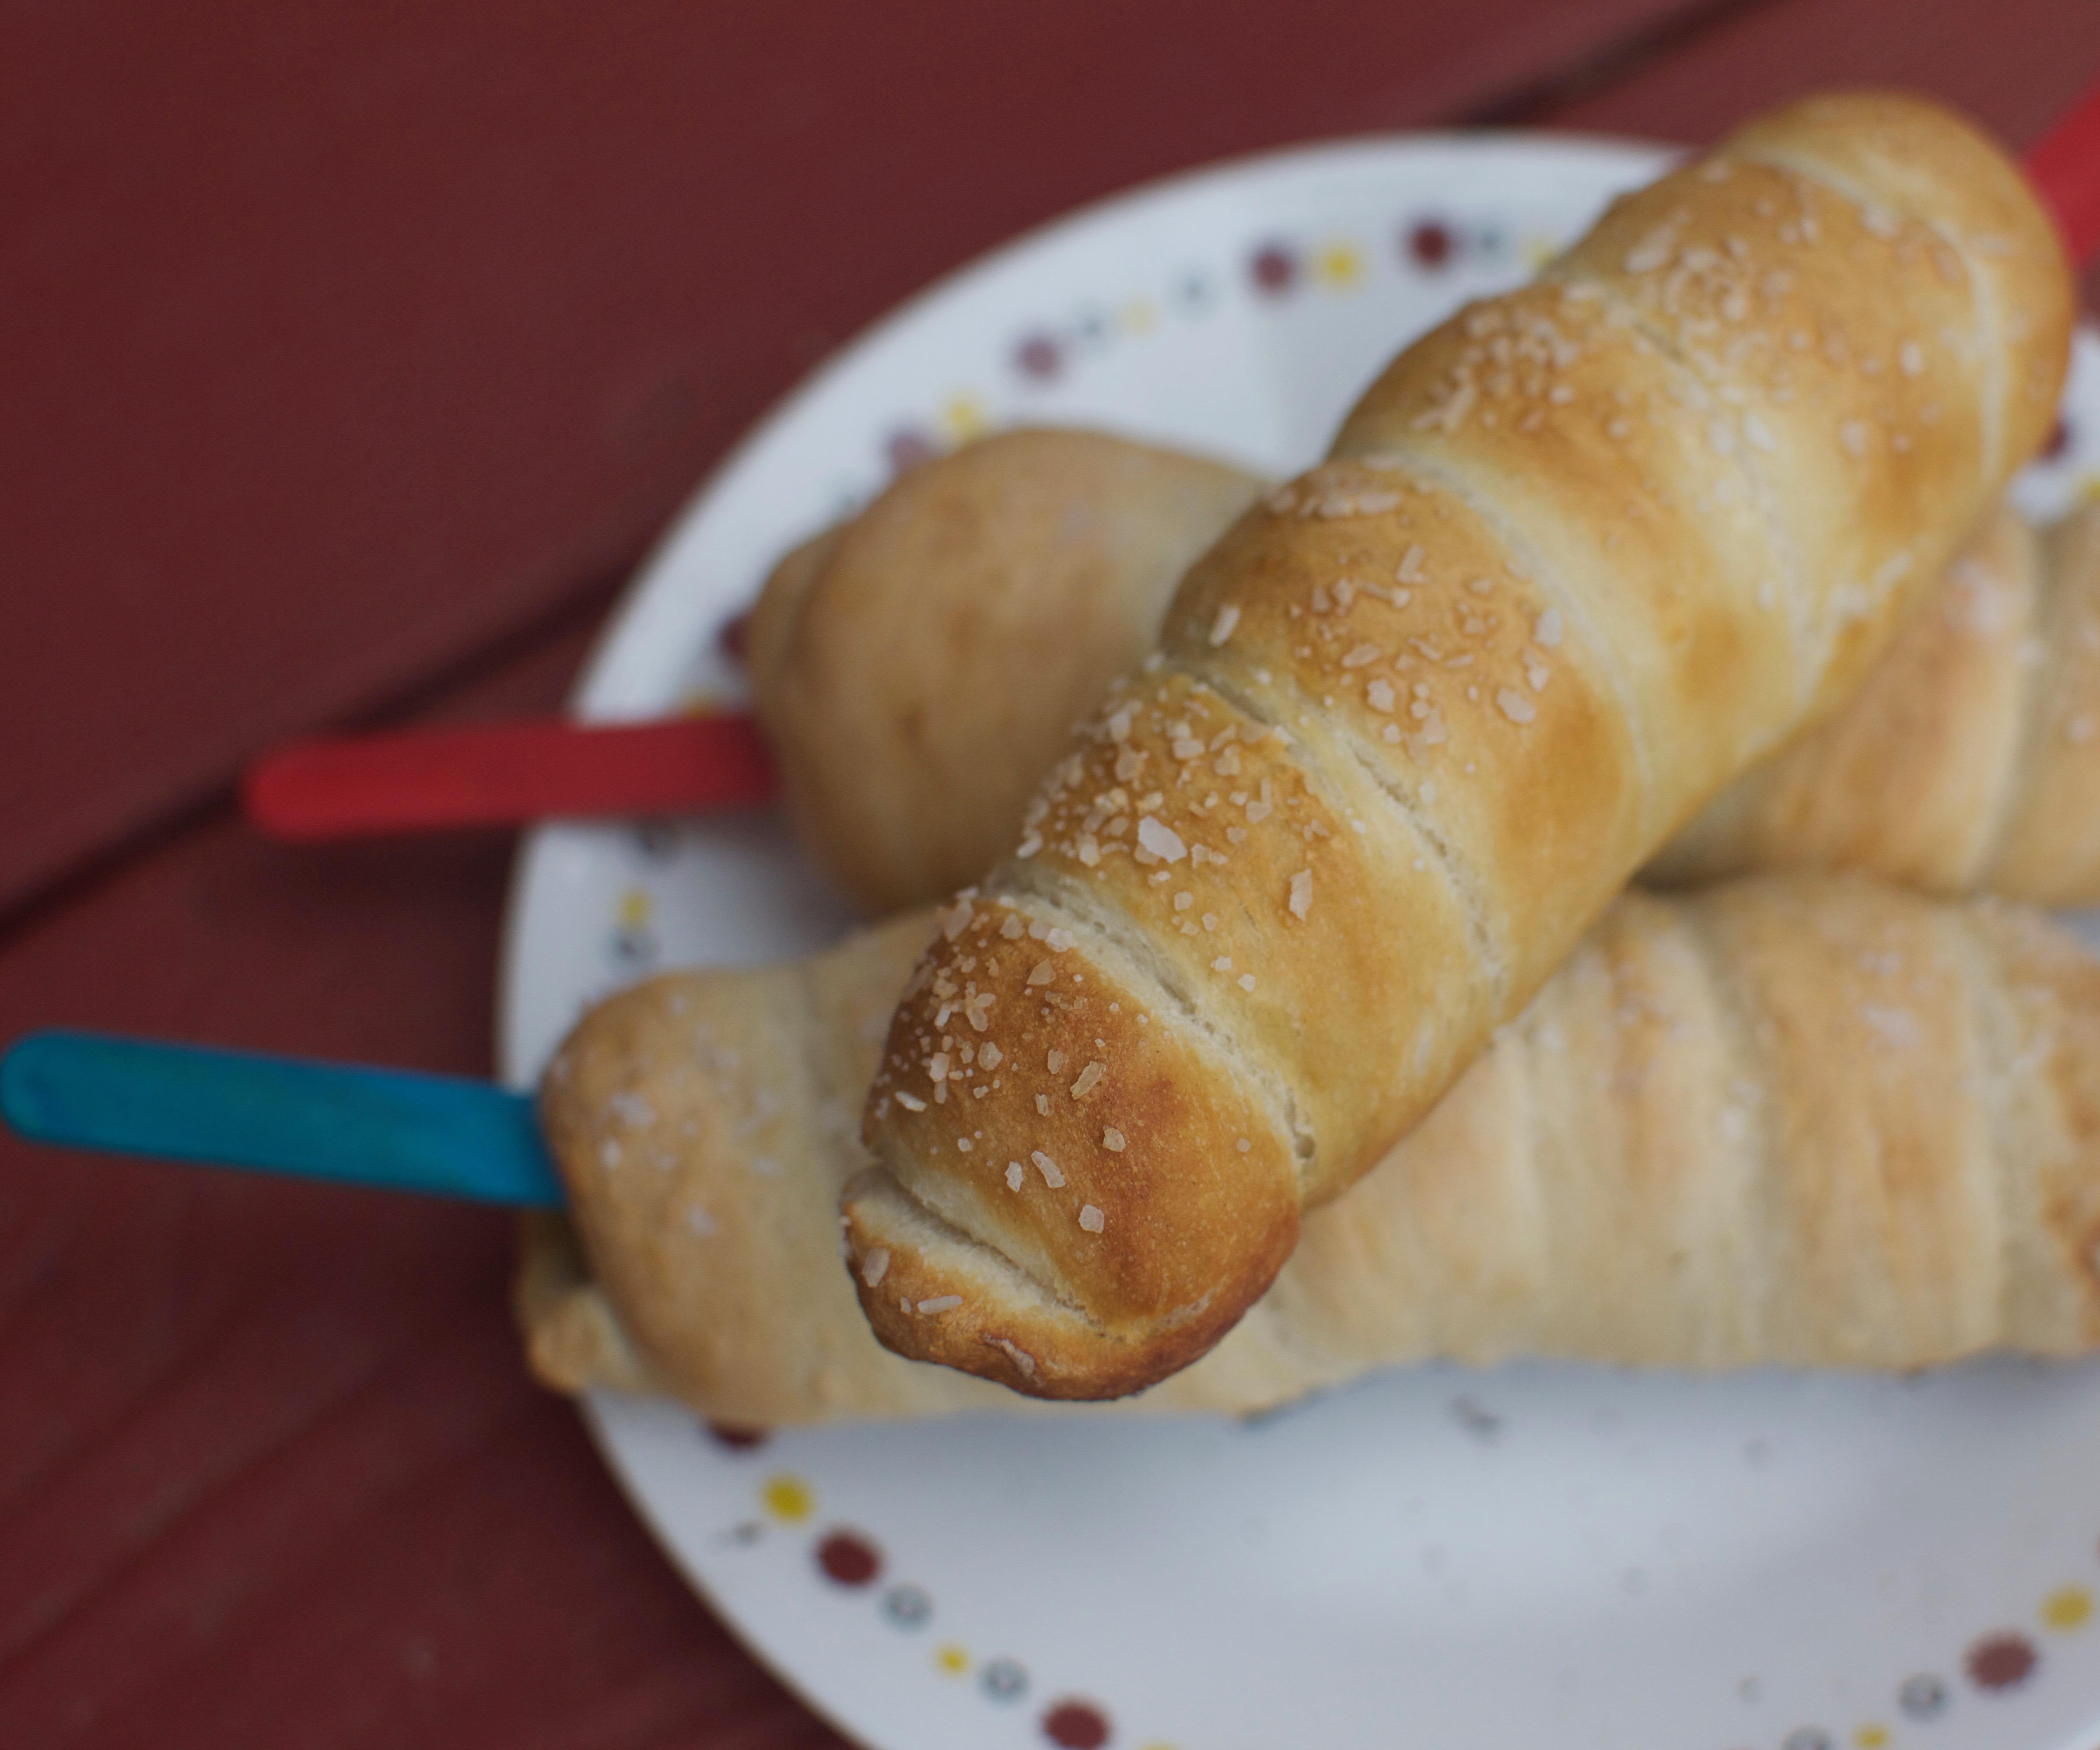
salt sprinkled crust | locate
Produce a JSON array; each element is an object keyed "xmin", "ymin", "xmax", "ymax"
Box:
[
  {"xmin": 845, "ymin": 91, "xmax": 2075, "ymax": 1400},
  {"xmin": 745, "ymin": 436, "xmax": 2100, "ymax": 914}
]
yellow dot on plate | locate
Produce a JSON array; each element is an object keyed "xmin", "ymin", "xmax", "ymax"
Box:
[
  {"xmin": 1120, "ymin": 299, "xmax": 1158, "ymax": 335},
  {"xmin": 616, "ymin": 887, "xmax": 654, "ymax": 928},
  {"xmin": 1854, "ymin": 1726, "xmax": 1890, "ymax": 1748},
  {"xmin": 940, "ymin": 395, "xmax": 990, "ymax": 441},
  {"xmin": 760, "ymin": 1474, "xmax": 813, "ymax": 1522},
  {"xmin": 1313, "ymin": 242, "xmax": 1364, "ymax": 288},
  {"xmin": 2043, "ymin": 1584, "xmax": 2094, "ymax": 1630},
  {"xmin": 934, "ymin": 1643, "xmax": 971, "ymax": 1676},
  {"xmin": 1524, "ymin": 234, "xmax": 1563, "ymax": 270},
  {"xmin": 2077, "ymin": 471, "xmax": 2100, "ymax": 505}
]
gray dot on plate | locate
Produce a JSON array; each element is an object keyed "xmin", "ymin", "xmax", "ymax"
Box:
[
  {"xmin": 881, "ymin": 1584, "xmax": 931, "ymax": 1628},
  {"xmin": 1898, "ymin": 1673, "xmax": 1949, "ymax": 1719},
  {"xmin": 980, "ymin": 1657, "xmax": 1028, "ymax": 1701},
  {"xmin": 1449, "ymin": 1395, "xmax": 1503, "ymax": 1442}
]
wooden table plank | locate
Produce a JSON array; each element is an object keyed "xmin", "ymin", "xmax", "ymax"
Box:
[
  {"xmin": 0, "ymin": 611, "xmax": 848, "ymax": 1749},
  {"xmin": 0, "ymin": 0, "xmax": 1730, "ymax": 920}
]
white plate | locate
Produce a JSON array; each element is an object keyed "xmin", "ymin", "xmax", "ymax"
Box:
[{"xmin": 498, "ymin": 136, "xmax": 2100, "ymax": 1750}]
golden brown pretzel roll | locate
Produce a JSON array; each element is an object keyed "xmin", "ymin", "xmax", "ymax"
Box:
[
  {"xmin": 745, "ymin": 428, "xmax": 1262, "ymax": 914},
  {"xmin": 531, "ymin": 875, "xmax": 2100, "ymax": 1424},
  {"xmin": 844, "ymin": 92, "xmax": 2074, "ymax": 1400}
]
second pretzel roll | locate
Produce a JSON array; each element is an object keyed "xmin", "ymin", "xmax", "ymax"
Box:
[
  {"xmin": 848, "ymin": 92, "xmax": 2073, "ymax": 1401},
  {"xmin": 528, "ymin": 875, "xmax": 2100, "ymax": 1423}
]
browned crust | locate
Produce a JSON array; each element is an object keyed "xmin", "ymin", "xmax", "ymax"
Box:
[{"xmin": 846, "ymin": 93, "xmax": 2072, "ymax": 1401}]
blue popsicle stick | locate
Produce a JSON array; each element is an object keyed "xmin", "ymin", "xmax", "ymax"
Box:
[{"xmin": 0, "ymin": 1029, "xmax": 565, "ymax": 1207}]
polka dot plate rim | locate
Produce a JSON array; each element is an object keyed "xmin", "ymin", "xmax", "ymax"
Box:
[{"xmin": 497, "ymin": 132, "xmax": 2100, "ymax": 1750}]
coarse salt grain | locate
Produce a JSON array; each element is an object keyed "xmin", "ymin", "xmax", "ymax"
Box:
[
  {"xmin": 1006, "ymin": 1161, "xmax": 1025, "ymax": 1190},
  {"xmin": 1289, "ymin": 870, "xmax": 1312, "ymax": 919},
  {"xmin": 1078, "ymin": 1204, "xmax": 1106, "ymax": 1233},
  {"xmin": 861, "ymin": 1248, "xmax": 890, "ymax": 1287},
  {"xmin": 896, "ymin": 1091, "xmax": 927, "ymax": 1112},
  {"xmin": 1498, "ymin": 689, "xmax": 1536, "ymax": 724},
  {"xmin": 1071, "ymin": 1061, "xmax": 1106, "ymax": 1098},
  {"xmin": 1533, "ymin": 607, "xmax": 1562, "ymax": 648},
  {"xmin": 1209, "ymin": 604, "xmax": 1241, "ymax": 645},
  {"xmin": 1102, "ymin": 1127, "xmax": 1126, "ymax": 1152},
  {"xmin": 1031, "ymin": 1150, "xmax": 1066, "ymax": 1188},
  {"xmin": 1137, "ymin": 816, "xmax": 1187, "ymax": 862},
  {"xmin": 917, "ymin": 1295, "xmax": 962, "ymax": 1314}
]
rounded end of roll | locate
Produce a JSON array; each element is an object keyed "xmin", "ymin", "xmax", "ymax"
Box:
[{"xmin": 840, "ymin": 1164, "xmax": 1288, "ymax": 1400}]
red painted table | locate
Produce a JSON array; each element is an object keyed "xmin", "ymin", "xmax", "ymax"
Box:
[{"xmin": 4, "ymin": 4, "xmax": 2096, "ymax": 1744}]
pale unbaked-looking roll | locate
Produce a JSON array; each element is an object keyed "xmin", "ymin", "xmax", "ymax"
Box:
[
  {"xmin": 531, "ymin": 875, "xmax": 2100, "ymax": 1424},
  {"xmin": 745, "ymin": 429, "xmax": 1263, "ymax": 914}
]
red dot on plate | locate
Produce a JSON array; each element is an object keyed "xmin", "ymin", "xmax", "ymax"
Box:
[
  {"xmin": 886, "ymin": 428, "xmax": 938, "ymax": 474},
  {"xmin": 1015, "ymin": 333, "xmax": 1062, "ymax": 380},
  {"xmin": 715, "ymin": 616, "xmax": 751, "ymax": 667},
  {"xmin": 1250, "ymin": 243, "xmax": 1295, "ymax": 294},
  {"xmin": 816, "ymin": 1530, "xmax": 883, "ymax": 1587},
  {"xmin": 707, "ymin": 1421, "xmax": 768, "ymax": 1449},
  {"xmin": 2043, "ymin": 416, "xmax": 2072, "ymax": 461},
  {"xmin": 1041, "ymin": 1698, "xmax": 1111, "ymax": 1748},
  {"xmin": 1966, "ymin": 1631, "xmax": 2037, "ymax": 1691},
  {"xmin": 1407, "ymin": 219, "xmax": 1455, "ymax": 267}
]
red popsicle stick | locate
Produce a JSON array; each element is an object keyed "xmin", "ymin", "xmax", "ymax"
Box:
[
  {"xmin": 246, "ymin": 87, "xmax": 2100, "ymax": 846},
  {"xmin": 2030, "ymin": 72, "xmax": 2100, "ymax": 265},
  {"xmin": 244, "ymin": 712, "xmax": 777, "ymax": 839}
]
